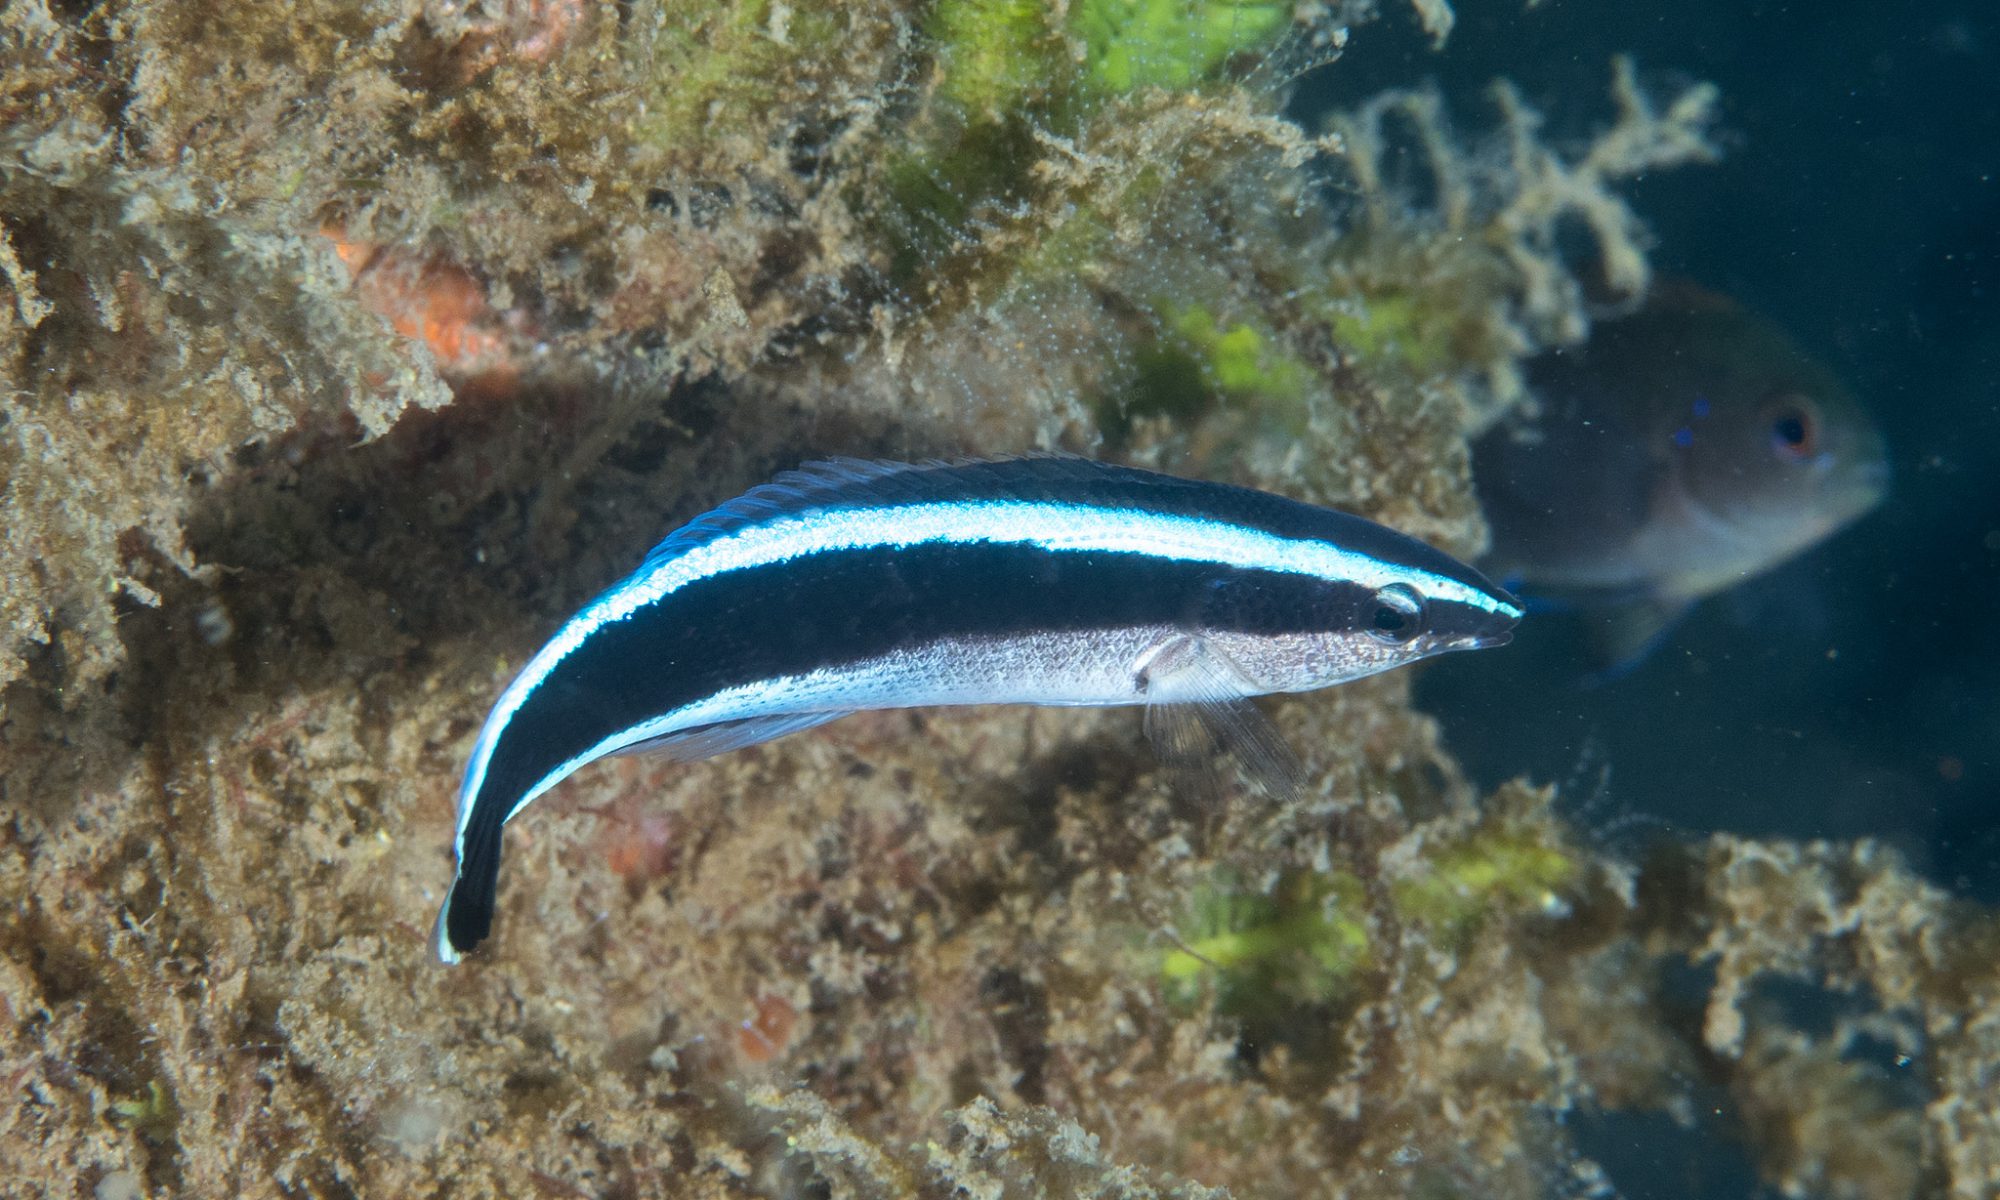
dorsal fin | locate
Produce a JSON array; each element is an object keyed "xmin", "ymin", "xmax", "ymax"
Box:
[
  {"xmin": 641, "ymin": 457, "xmax": 920, "ymax": 571},
  {"xmin": 639, "ymin": 454, "xmax": 1201, "ymax": 571}
]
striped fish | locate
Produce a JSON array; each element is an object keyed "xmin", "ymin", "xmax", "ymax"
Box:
[{"xmin": 437, "ymin": 457, "xmax": 1521, "ymax": 962}]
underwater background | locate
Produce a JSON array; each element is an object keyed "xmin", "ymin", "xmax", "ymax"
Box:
[
  {"xmin": 1, "ymin": 1, "xmax": 1996, "ymax": 1198},
  {"xmin": 1370, "ymin": 0, "xmax": 2000, "ymax": 901},
  {"xmin": 1325, "ymin": 3, "xmax": 2000, "ymax": 1193}
]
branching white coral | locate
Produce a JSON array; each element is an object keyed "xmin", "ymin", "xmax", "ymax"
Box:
[{"xmin": 1329, "ymin": 55, "xmax": 1720, "ymax": 352}]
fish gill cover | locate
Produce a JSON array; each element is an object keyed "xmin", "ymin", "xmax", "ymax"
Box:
[{"xmin": 0, "ymin": 2, "xmax": 1994, "ymax": 1198}]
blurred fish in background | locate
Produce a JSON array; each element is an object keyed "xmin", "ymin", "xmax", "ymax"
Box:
[{"xmin": 1474, "ymin": 282, "xmax": 1891, "ymax": 668}]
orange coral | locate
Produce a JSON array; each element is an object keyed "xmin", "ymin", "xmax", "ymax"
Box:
[
  {"xmin": 324, "ymin": 229, "xmax": 529, "ymax": 397},
  {"xmin": 602, "ymin": 812, "xmax": 680, "ymax": 882},
  {"xmin": 736, "ymin": 994, "xmax": 801, "ymax": 1064}
]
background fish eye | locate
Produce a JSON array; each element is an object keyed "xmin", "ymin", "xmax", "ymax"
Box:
[
  {"xmin": 1764, "ymin": 392, "xmax": 1820, "ymax": 462},
  {"xmin": 1369, "ymin": 582, "xmax": 1427, "ymax": 643}
]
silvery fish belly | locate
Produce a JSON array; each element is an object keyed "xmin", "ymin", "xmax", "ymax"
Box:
[{"xmin": 436, "ymin": 456, "xmax": 1522, "ymax": 962}]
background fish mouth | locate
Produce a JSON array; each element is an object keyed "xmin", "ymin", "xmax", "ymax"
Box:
[{"xmin": 1855, "ymin": 456, "xmax": 1893, "ymax": 498}]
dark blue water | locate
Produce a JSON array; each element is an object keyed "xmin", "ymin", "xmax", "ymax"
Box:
[
  {"xmin": 1296, "ymin": 4, "xmax": 1998, "ymax": 1196},
  {"xmin": 1294, "ymin": 0, "xmax": 1999, "ymax": 892}
]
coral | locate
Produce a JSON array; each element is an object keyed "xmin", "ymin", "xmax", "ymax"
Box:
[
  {"xmin": 0, "ymin": 3, "xmax": 450, "ymax": 710},
  {"xmin": 0, "ymin": 0, "xmax": 908, "ymax": 719},
  {"xmin": 5, "ymin": 2, "xmax": 1994, "ymax": 1200},
  {"xmin": 1636, "ymin": 836, "xmax": 2000, "ymax": 1199},
  {"xmin": 755, "ymin": 1090, "xmax": 1236, "ymax": 1198},
  {"xmin": 1322, "ymin": 56, "xmax": 1721, "ymax": 421}
]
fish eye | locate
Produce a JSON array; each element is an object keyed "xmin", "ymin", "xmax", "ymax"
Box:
[
  {"xmin": 1767, "ymin": 395, "xmax": 1820, "ymax": 462},
  {"xmin": 1368, "ymin": 583, "xmax": 1426, "ymax": 644}
]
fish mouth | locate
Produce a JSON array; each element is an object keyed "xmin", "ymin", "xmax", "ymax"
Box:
[
  {"xmin": 1853, "ymin": 455, "xmax": 1893, "ymax": 505},
  {"xmin": 1454, "ymin": 630, "xmax": 1513, "ymax": 651}
]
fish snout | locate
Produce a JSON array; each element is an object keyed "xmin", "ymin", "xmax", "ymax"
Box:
[
  {"xmin": 1428, "ymin": 594, "xmax": 1521, "ymax": 655},
  {"xmin": 1855, "ymin": 454, "xmax": 1892, "ymax": 497}
]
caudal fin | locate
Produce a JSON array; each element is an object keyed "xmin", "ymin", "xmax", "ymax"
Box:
[{"xmin": 435, "ymin": 826, "xmax": 500, "ymax": 965}]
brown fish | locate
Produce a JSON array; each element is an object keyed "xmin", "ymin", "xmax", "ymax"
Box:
[{"xmin": 1474, "ymin": 284, "xmax": 1889, "ymax": 665}]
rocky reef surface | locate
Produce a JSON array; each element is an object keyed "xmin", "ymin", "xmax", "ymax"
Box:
[{"xmin": 2, "ymin": 2, "xmax": 1996, "ymax": 1197}]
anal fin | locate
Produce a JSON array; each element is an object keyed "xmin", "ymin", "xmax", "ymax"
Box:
[{"xmin": 613, "ymin": 711, "xmax": 847, "ymax": 764}]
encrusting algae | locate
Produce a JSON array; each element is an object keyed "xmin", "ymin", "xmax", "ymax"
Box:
[{"xmin": 1, "ymin": 2, "xmax": 1996, "ymax": 1198}]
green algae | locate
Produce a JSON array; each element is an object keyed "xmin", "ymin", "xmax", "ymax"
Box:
[
  {"xmin": 933, "ymin": 0, "xmax": 1293, "ymax": 115},
  {"xmin": 1074, "ymin": 0, "xmax": 1292, "ymax": 94},
  {"xmin": 632, "ymin": 0, "xmax": 853, "ymax": 158},
  {"xmin": 1095, "ymin": 304, "xmax": 1312, "ymax": 457},
  {"xmin": 1168, "ymin": 305, "xmax": 1313, "ymax": 401},
  {"xmin": 1162, "ymin": 869, "xmax": 1371, "ymax": 1019},
  {"xmin": 1160, "ymin": 812, "xmax": 1577, "ymax": 1026},
  {"xmin": 106, "ymin": 1081, "xmax": 177, "ymax": 1142},
  {"xmin": 890, "ymin": 0, "xmax": 1299, "ymax": 296},
  {"xmin": 931, "ymin": 0, "xmax": 1069, "ymax": 117},
  {"xmin": 1391, "ymin": 824, "xmax": 1576, "ymax": 946},
  {"xmin": 1325, "ymin": 290, "xmax": 1460, "ymax": 378}
]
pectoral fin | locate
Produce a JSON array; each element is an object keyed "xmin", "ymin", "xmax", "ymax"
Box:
[
  {"xmin": 1136, "ymin": 635, "xmax": 1302, "ymax": 802},
  {"xmin": 1585, "ymin": 596, "xmax": 1694, "ymax": 677}
]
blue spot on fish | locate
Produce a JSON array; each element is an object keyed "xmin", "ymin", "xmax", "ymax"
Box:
[{"xmin": 1672, "ymin": 426, "xmax": 1695, "ymax": 448}]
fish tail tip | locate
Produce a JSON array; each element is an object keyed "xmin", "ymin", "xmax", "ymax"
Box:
[
  {"xmin": 433, "ymin": 884, "xmax": 488, "ymax": 966},
  {"xmin": 432, "ymin": 899, "xmax": 464, "ymax": 965},
  {"xmin": 436, "ymin": 822, "xmax": 502, "ymax": 964}
]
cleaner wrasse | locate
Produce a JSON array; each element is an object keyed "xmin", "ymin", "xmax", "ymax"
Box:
[{"xmin": 437, "ymin": 456, "xmax": 1521, "ymax": 962}]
